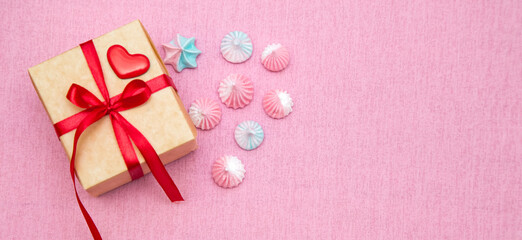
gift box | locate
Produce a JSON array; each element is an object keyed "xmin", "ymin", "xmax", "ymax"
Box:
[{"xmin": 28, "ymin": 20, "xmax": 197, "ymax": 197}]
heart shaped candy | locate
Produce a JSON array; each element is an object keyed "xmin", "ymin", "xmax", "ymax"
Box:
[{"xmin": 107, "ymin": 45, "xmax": 150, "ymax": 79}]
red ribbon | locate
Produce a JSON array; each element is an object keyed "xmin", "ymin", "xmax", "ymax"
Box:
[{"xmin": 54, "ymin": 40, "xmax": 183, "ymax": 240}]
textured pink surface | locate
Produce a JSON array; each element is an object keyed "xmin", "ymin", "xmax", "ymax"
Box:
[{"xmin": 1, "ymin": 1, "xmax": 521, "ymax": 239}]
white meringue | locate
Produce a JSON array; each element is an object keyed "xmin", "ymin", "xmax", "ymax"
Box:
[
  {"xmin": 234, "ymin": 120, "xmax": 264, "ymax": 151},
  {"xmin": 220, "ymin": 31, "xmax": 253, "ymax": 63}
]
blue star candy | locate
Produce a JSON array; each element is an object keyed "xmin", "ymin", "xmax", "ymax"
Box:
[{"xmin": 162, "ymin": 34, "xmax": 201, "ymax": 72}]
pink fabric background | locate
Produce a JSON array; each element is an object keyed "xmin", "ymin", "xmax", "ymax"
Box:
[{"xmin": 1, "ymin": 0, "xmax": 521, "ymax": 239}]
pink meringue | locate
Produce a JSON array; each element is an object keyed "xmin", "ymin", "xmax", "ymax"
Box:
[
  {"xmin": 261, "ymin": 43, "xmax": 289, "ymax": 72},
  {"xmin": 188, "ymin": 98, "xmax": 222, "ymax": 130},
  {"xmin": 262, "ymin": 89, "xmax": 294, "ymax": 119},
  {"xmin": 212, "ymin": 156, "xmax": 246, "ymax": 188},
  {"xmin": 218, "ymin": 74, "xmax": 254, "ymax": 109}
]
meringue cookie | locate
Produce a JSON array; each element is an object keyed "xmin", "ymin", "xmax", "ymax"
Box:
[
  {"xmin": 220, "ymin": 31, "xmax": 253, "ymax": 63},
  {"xmin": 189, "ymin": 98, "xmax": 222, "ymax": 130},
  {"xmin": 212, "ymin": 156, "xmax": 245, "ymax": 188},
  {"xmin": 234, "ymin": 120, "xmax": 264, "ymax": 151},
  {"xmin": 261, "ymin": 43, "xmax": 289, "ymax": 72},
  {"xmin": 262, "ymin": 89, "xmax": 293, "ymax": 119},
  {"xmin": 162, "ymin": 34, "xmax": 201, "ymax": 72},
  {"xmin": 218, "ymin": 74, "xmax": 254, "ymax": 109}
]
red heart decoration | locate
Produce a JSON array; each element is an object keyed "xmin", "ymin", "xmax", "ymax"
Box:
[{"xmin": 107, "ymin": 45, "xmax": 150, "ymax": 79}]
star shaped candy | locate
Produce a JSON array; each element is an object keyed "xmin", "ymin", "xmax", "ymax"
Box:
[{"xmin": 162, "ymin": 34, "xmax": 201, "ymax": 72}]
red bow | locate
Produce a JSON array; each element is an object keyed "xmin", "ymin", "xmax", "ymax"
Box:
[{"xmin": 54, "ymin": 40, "xmax": 183, "ymax": 240}]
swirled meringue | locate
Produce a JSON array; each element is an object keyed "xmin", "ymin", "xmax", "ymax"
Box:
[
  {"xmin": 189, "ymin": 98, "xmax": 222, "ymax": 130},
  {"xmin": 261, "ymin": 43, "xmax": 289, "ymax": 72},
  {"xmin": 212, "ymin": 156, "xmax": 245, "ymax": 188},
  {"xmin": 234, "ymin": 120, "xmax": 264, "ymax": 151},
  {"xmin": 262, "ymin": 89, "xmax": 293, "ymax": 119},
  {"xmin": 162, "ymin": 34, "xmax": 201, "ymax": 72},
  {"xmin": 220, "ymin": 31, "xmax": 253, "ymax": 63},
  {"xmin": 218, "ymin": 74, "xmax": 254, "ymax": 109}
]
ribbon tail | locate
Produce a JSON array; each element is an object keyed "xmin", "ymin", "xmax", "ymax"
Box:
[
  {"xmin": 110, "ymin": 114, "xmax": 144, "ymax": 180},
  {"xmin": 112, "ymin": 112, "xmax": 184, "ymax": 202},
  {"xmin": 71, "ymin": 166, "xmax": 102, "ymax": 240},
  {"xmin": 69, "ymin": 109, "xmax": 106, "ymax": 240}
]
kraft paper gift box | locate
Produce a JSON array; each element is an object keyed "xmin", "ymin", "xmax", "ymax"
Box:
[{"xmin": 28, "ymin": 20, "xmax": 197, "ymax": 196}]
